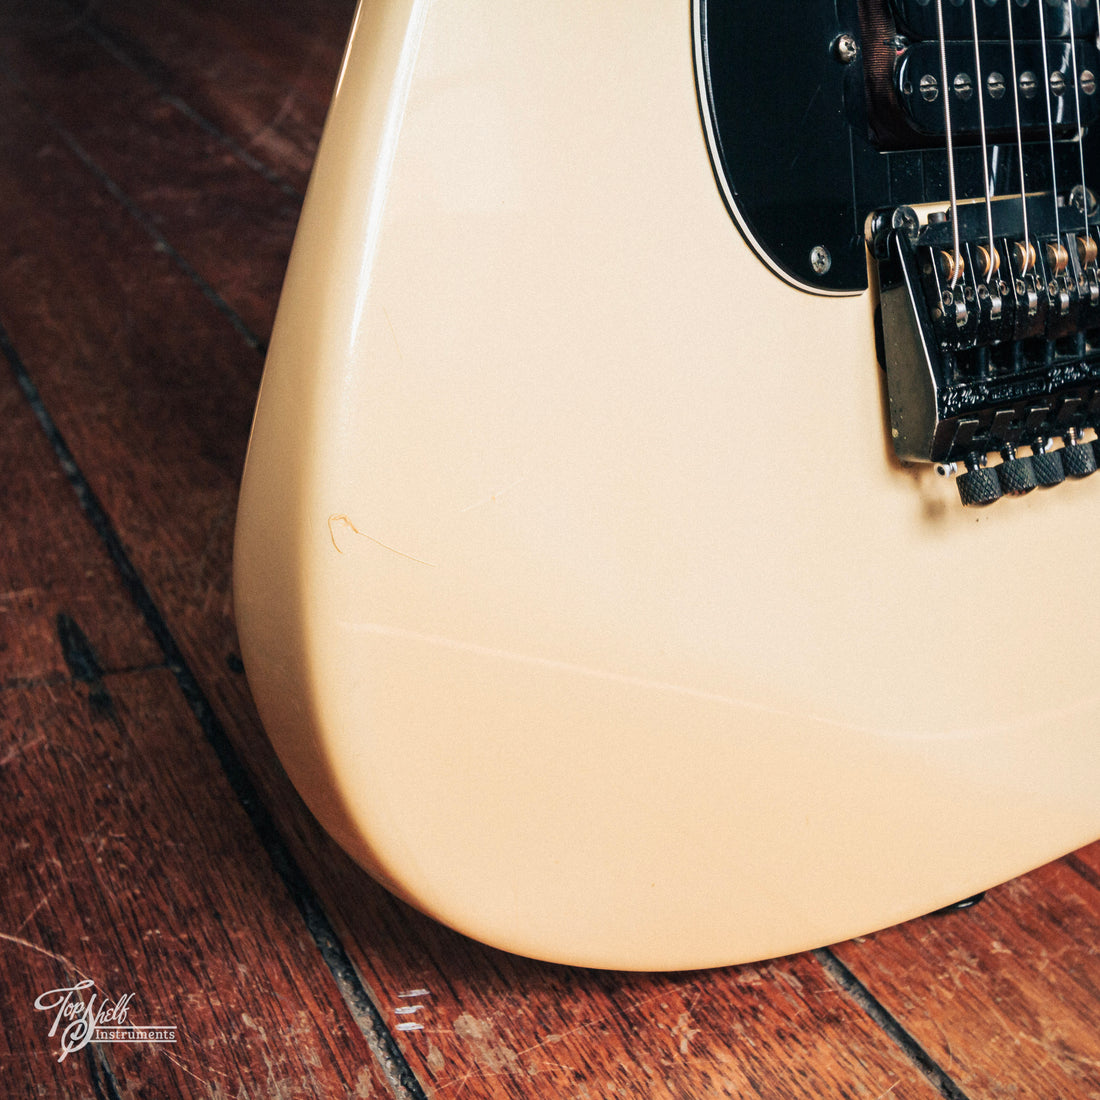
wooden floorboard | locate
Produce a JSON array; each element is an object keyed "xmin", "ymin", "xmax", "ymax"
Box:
[
  {"xmin": 86, "ymin": 0, "xmax": 354, "ymax": 193},
  {"xmin": 0, "ymin": 365, "xmax": 161, "ymax": 686},
  {"xmin": 1, "ymin": 674, "xmax": 392, "ymax": 1099},
  {"xmin": 830, "ymin": 845, "xmax": 1100, "ymax": 1099},
  {"xmin": 1, "ymin": 3, "xmax": 1097, "ymax": 1097},
  {"xmin": 0, "ymin": 370, "xmax": 392, "ymax": 1095}
]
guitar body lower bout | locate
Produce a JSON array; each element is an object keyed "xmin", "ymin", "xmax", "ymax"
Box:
[{"xmin": 234, "ymin": 0, "xmax": 1100, "ymax": 970}]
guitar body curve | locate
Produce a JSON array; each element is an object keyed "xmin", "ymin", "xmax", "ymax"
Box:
[{"xmin": 234, "ymin": 0, "xmax": 1100, "ymax": 969}]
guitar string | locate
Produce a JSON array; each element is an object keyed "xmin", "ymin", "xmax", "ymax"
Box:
[
  {"xmin": 1096, "ymin": 0, "xmax": 1100, "ymax": 231},
  {"xmin": 1037, "ymin": 0, "xmax": 1063, "ymax": 245},
  {"xmin": 935, "ymin": 0, "xmax": 962, "ymax": 285},
  {"xmin": 968, "ymin": 0, "xmax": 996, "ymax": 272},
  {"xmin": 1066, "ymin": 0, "xmax": 1090, "ymax": 240},
  {"xmin": 1006, "ymin": 0, "xmax": 1032, "ymax": 264}
]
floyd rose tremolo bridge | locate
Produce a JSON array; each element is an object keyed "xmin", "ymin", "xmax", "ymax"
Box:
[
  {"xmin": 866, "ymin": 0, "xmax": 1100, "ymax": 505},
  {"xmin": 871, "ymin": 194, "xmax": 1100, "ymax": 505}
]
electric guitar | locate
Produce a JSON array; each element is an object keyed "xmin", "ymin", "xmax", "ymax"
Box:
[{"xmin": 234, "ymin": 0, "xmax": 1100, "ymax": 970}]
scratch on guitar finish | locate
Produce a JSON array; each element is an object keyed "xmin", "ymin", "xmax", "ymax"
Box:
[
  {"xmin": 459, "ymin": 477, "xmax": 526, "ymax": 513},
  {"xmin": 791, "ymin": 83, "xmax": 824, "ymax": 169},
  {"xmin": 327, "ymin": 513, "xmax": 437, "ymax": 566}
]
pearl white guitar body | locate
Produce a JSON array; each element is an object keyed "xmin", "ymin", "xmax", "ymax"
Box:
[{"xmin": 234, "ymin": 0, "xmax": 1100, "ymax": 969}]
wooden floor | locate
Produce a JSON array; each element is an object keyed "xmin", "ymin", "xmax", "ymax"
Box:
[{"xmin": 1, "ymin": 2, "xmax": 1098, "ymax": 1097}]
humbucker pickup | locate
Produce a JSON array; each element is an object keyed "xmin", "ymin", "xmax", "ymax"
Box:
[
  {"xmin": 871, "ymin": 196, "xmax": 1100, "ymax": 504},
  {"xmin": 896, "ymin": 42, "xmax": 1100, "ymax": 138},
  {"xmin": 888, "ymin": 0, "xmax": 1096, "ymax": 42}
]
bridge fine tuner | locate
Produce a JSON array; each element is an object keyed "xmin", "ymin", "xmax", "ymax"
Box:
[{"xmin": 935, "ymin": 433, "xmax": 1099, "ymax": 507}]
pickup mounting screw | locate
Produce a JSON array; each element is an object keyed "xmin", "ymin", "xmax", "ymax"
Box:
[
  {"xmin": 834, "ymin": 34, "xmax": 859, "ymax": 64},
  {"xmin": 810, "ymin": 245, "xmax": 831, "ymax": 275},
  {"xmin": 892, "ymin": 205, "xmax": 920, "ymax": 241}
]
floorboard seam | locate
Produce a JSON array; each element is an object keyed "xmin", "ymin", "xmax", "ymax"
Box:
[
  {"xmin": 1064, "ymin": 852, "xmax": 1100, "ymax": 892},
  {"xmin": 58, "ymin": 0, "xmax": 305, "ymax": 201},
  {"xmin": 0, "ymin": 65, "xmax": 266, "ymax": 355},
  {"xmin": 814, "ymin": 948, "xmax": 972, "ymax": 1100},
  {"xmin": 1, "ymin": 323, "xmax": 428, "ymax": 1100},
  {"xmin": 87, "ymin": 1045, "xmax": 126, "ymax": 1100}
]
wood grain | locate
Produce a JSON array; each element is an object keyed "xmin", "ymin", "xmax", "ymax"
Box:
[
  {"xmin": 86, "ymin": 0, "xmax": 356, "ymax": 191},
  {"xmin": 0, "ymin": 673, "xmax": 392, "ymax": 1097},
  {"xmin": 0, "ymin": 367, "xmax": 161, "ymax": 687},
  {"xmin": 0, "ymin": 77, "xmax": 394, "ymax": 1092},
  {"xmin": 0, "ymin": 10, "xmax": 299, "ymax": 340},
  {"xmin": 831, "ymin": 848, "xmax": 1100, "ymax": 1099}
]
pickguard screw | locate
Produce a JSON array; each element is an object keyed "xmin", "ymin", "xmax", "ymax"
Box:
[
  {"xmin": 1070, "ymin": 184, "xmax": 1098, "ymax": 214},
  {"xmin": 834, "ymin": 34, "xmax": 859, "ymax": 64},
  {"xmin": 810, "ymin": 246, "xmax": 832, "ymax": 275}
]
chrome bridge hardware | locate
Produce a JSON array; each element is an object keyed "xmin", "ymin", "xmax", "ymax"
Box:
[{"xmin": 870, "ymin": 196, "xmax": 1100, "ymax": 504}]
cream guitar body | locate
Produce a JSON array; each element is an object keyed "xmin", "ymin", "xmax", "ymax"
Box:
[{"xmin": 234, "ymin": 0, "xmax": 1100, "ymax": 969}]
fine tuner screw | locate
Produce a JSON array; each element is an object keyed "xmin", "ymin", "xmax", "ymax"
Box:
[
  {"xmin": 956, "ymin": 455, "xmax": 1003, "ymax": 507},
  {"xmin": 1061, "ymin": 430, "xmax": 1098, "ymax": 478}
]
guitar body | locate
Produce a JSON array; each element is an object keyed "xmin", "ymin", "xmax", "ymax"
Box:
[{"xmin": 234, "ymin": 0, "xmax": 1100, "ymax": 969}]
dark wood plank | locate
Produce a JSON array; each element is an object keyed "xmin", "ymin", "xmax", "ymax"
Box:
[
  {"xmin": 830, "ymin": 848, "xmax": 1100, "ymax": 1100},
  {"xmin": 0, "ymin": 10, "xmax": 303, "ymax": 339},
  {"xmin": 0, "ymin": 40, "xmax": 411, "ymax": 1098},
  {"xmin": 0, "ymin": 358, "xmax": 395, "ymax": 1094},
  {"xmin": 297, "ymin": 872, "xmax": 950, "ymax": 1100},
  {"xmin": 1, "ymin": 673, "xmax": 392, "ymax": 1098},
  {"xmin": 81, "ymin": 0, "xmax": 353, "ymax": 193},
  {"xmin": 0, "ymin": 98, "xmax": 393, "ymax": 1091},
  {"xmin": 0, "ymin": 369, "xmax": 161, "ymax": 686}
]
